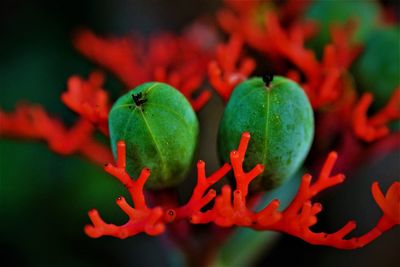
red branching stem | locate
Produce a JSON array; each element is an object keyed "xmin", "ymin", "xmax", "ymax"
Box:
[
  {"xmin": 74, "ymin": 29, "xmax": 213, "ymax": 111},
  {"xmin": 153, "ymin": 67, "xmax": 212, "ymax": 111},
  {"xmin": 85, "ymin": 134, "xmax": 399, "ymax": 249},
  {"xmin": 261, "ymin": 151, "xmax": 398, "ymax": 249},
  {"xmin": 0, "ymin": 104, "xmax": 112, "ymax": 164},
  {"xmin": 352, "ymin": 89, "xmax": 400, "ymax": 142},
  {"xmin": 265, "ymin": 14, "xmax": 320, "ymax": 80},
  {"xmin": 172, "ymin": 160, "xmax": 231, "ymax": 220},
  {"xmin": 190, "ymin": 132, "xmax": 263, "ymax": 227},
  {"xmin": 85, "ymin": 141, "xmax": 165, "ymax": 238},
  {"xmin": 262, "ymin": 13, "xmax": 352, "ymax": 108},
  {"xmin": 116, "ymin": 140, "xmax": 126, "ymax": 169},
  {"xmin": 371, "ymin": 182, "xmax": 400, "ymax": 225},
  {"xmin": 230, "ymin": 132, "xmax": 264, "ymax": 198},
  {"xmin": 208, "ymin": 35, "xmax": 255, "ymax": 101},
  {"xmin": 61, "ymin": 71, "xmax": 110, "ymax": 135},
  {"xmin": 217, "ymin": 1, "xmax": 362, "ymax": 109},
  {"xmin": 348, "ymin": 181, "xmax": 400, "ymax": 246},
  {"xmin": 328, "ymin": 21, "xmax": 363, "ymax": 69},
  {"xmin": 187, "ymin": 133, "xmax": 398, "ymax": 249},
  {"xmin": 73, "ymin": 29, "xmax": 149, "ymax": 87},
  {"xmin": 0, "ymin": 72, "xmax": 114, "ymax": 164}
]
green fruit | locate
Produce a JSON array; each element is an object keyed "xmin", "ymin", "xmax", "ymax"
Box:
[
  {"xmin": 108, "ymin": 82, "xmax": 199, "ymax": 189},
  {"xmin": 218, "ymin": 76, "xmax": 314, "ymax": 191},
  {"xmin": 305, "ymin": 0, "xmax": 379, "ymax": 57},
  {"xmin": 353, "ymin": 27, "xmax": 400, "ymax": 109}
]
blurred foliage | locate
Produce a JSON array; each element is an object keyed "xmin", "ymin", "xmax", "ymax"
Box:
[
  {"xmin": 353, "ymin": 26, "xmax": 400, "ymax": 109},
  {"xmin": 304, "ymin": 0, "xmax": 379, "ymax": 57}
]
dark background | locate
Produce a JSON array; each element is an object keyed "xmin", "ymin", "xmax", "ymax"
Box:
[{"xmin": 0, "ymin": 0, "xmax": 399, "ymax": 266}]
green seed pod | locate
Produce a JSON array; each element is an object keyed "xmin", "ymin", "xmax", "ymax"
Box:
[
  {"xmin": 108, "ymin": 82, "xmax": 199, "ymax": 189},
  {"xmin": 353, "ymin": 27, "xmax": 400, "ymax": 109},
  {"xmin": 218, "ymin": 76, "xmax": 314, "ymax": 191}
]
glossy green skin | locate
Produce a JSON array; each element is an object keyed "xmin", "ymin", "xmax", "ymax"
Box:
[
  {"xmin": 305, "ymin": 0, "xmax": 379, "ymax": 56},
  {"xmin": 108, "ymin": 82, "xmax": 199, "ymax": 189},
  {"xmin": 353, "ymin": 27, "xmax": 400, "ymax": 109},
  {"xmin": 218, "ymin": 77, "xmax": 314, "ymax": 191}
]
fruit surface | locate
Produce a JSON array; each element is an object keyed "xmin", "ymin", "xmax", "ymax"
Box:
[
  {"xmin": 218, "ymin": 76, "xmax": 314, "ymax": 190},
  {"xmin": 108, "ymin": 82, "xmax": 199, "ymax": 189}
]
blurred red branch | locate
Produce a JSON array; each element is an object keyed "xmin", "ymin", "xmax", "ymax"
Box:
[
  {"xmin": 0, "ymin": 72, "xmax": 113, "ymax": 164},
  {"xmin": 208, "ymin": 35, "xmax": 255, "ymax": 102},
  {"xmin": 216, "ymin": 1, "xmax": 364, "ymax": 109},
  {"xmin": 74, "ymin": 29, "xmax": 214, "ymax": 111},
  {"xmin": 353, "ymin": 89, "xmax": 400, "ymax": 142},
  {"xmin": 0, "ymin": 103, "xmax": 112, "ymax": 164},
  {"xmin": 61, "ymin": 71, "xmax": 110, "ymax": 135}
]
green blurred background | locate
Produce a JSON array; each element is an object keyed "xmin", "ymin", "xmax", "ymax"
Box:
[{"xmin": 0, "ymin": 0, "xmax": 399, "ymax": 266}]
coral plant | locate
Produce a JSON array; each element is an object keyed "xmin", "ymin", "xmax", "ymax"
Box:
[
  {"xmin": 85, "ymin": 132, "xmax": 399, "ymax": 250},
  {"xmin": 1, "ymin": 0, "xmax": 399, "ymax": 266}
]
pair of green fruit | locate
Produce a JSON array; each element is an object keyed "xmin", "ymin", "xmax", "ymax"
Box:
[{"xmin": 108, "ymin": 76, "xmax": 314, "ymax": 191}]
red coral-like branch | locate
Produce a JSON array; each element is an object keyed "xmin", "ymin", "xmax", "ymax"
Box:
[
  {"xmin": 208, "ymin": 35, "xmax": 255, "ymax": 102},
  {"xmin": 217, "ymin": 1, "xmax": 363, "ymax": 109},
  {"xmin": 61, "ymin": 71, "xmax": 110, "ymax": 135},
  {"xmin": 170, "ymin": 160, "xmax": 231, "ymax": 221},
  {"xmin": 89, "ymin": 132, "xmax": 399, "ymax": 249},
  {"xmin": 191, "ymin": 132, "xmax": 264, "ymax": 226},
  {"xmin": 74, "ymin": 29, "xmax": 213, "ymax": 111},
  {"xmin": 352, "ymin": 89, "xmax": 400, "ymax": 142},
  {"xmin": 261, "ymin": 13, "xmax": 359, "ymax": 108},
  {"xmin": 0, "ymin": 103, "xmax": 112, "ymax": 164},
  {"xmin": 328, "ymin": 21, "xmax": 363, "ymax": 70},
  {"xmin": 372, "ymin": 182, "xmax": 400, "ymax": 225},
  {"xmin": 0, "ymin": 72, "xmax": 113, "ymax": 164},
  {"xmin": 73, "ymin": 29, "xmax": 149, "ymax": 87},
  {"xmin": 85, "ymin": 141, "xmax": 165, "ymax": 238},
  {"xmin": 191, "ymin": 133, "xmax": 399, "ymax": 249},
  {"xmin": 153, "ymin": 67, "xmax": 212, "ymax": 112}
]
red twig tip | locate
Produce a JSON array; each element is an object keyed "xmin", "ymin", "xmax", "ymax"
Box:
[
  {"xmin": 352, "ymin": 89, "xmax": 400, "ymax": 142},
  {"xmin": 86, "ymin": 141, "xmax": 165, "ymax": 238},
  {"xmin": 208, "ymin": 35, "xmax": 255, "ymax": 101},
  {"xmin": 0, "ymin": 103, "xmax": 112, "ymax": 164},
  {"xmin": 61, "ymin": 72, "xmax": 110, "ymax": 135},
  {"xmin": 116, "ymin": 141, "xmax": 126, "ymax": 168}
]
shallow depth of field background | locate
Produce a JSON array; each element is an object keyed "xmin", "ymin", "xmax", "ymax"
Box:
[{"xmin": 0, "ymin": 0, "xmax": 399, "ymax": 266}]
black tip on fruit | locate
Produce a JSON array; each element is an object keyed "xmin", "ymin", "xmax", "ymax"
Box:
[
  {"xmin": 262, "ymin": 74, "xmax": 274, "ymax": 87},
  {"xmin": 132, "ymin": 92, "xmax": 147, "ymax": 107}
]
